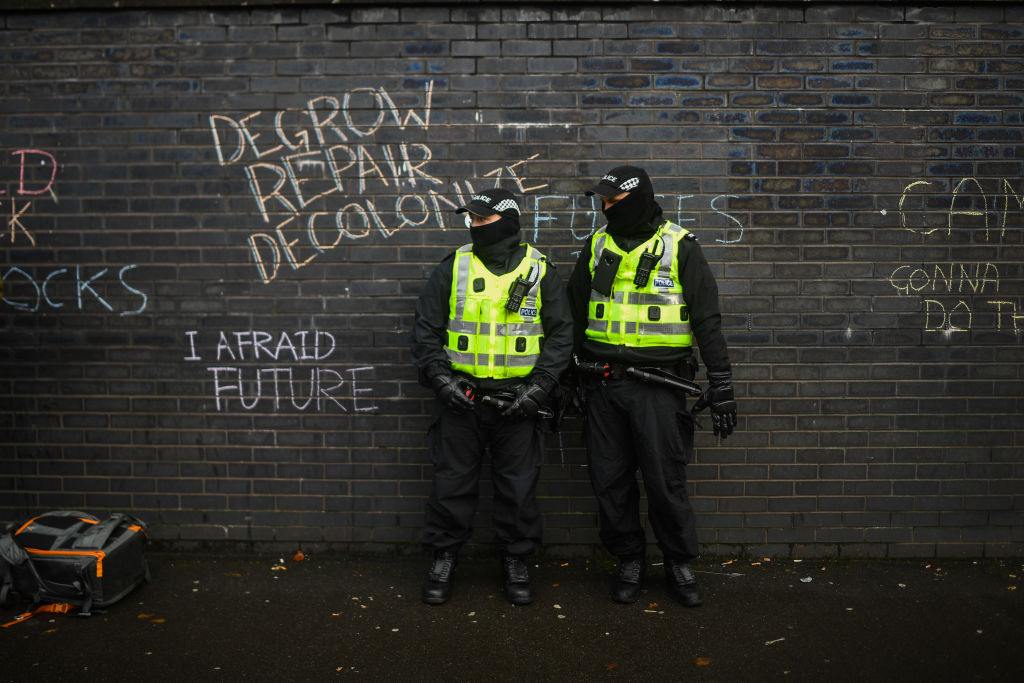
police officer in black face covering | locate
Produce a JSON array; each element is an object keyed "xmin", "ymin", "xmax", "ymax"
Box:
[
  {"xmin": 411, "ymin": 187, "xmax": 573, "ymax": 606},
  {"xmin": 566, "ymin": 165, "xmax": 737, "ymax": 607}
]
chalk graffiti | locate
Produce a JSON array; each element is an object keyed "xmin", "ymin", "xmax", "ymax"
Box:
[
  {"xmin": 210, "ymin": 81, "xmax": 748, "ymax": 283},
  {"xmin": 2, "ymin": 149, "xmax": 150, "ymax": 316},
  {"xmin": 183, "ymin": 330, "xmax": 377, "ymax": 412},
  {"xmin": 210, "ymin": 83, "xmax": 446, "ymax": 283},
  {"xmin": 888, "ymin": 263, "xmax": 1000, "ymax": 297},
  {"xmin": 888, "ymin": 178, "xmax": 1022, "ymax": 333},
  {"xmin": 898, "ymin": 177, "xmax": 1022, "ymax": 240},
  {"xmin": 887, "ymin": 262, "xmax": 1023, "ymax": 332},
  {"xmin": 3, "ymin": 149, "xmax": 58, "ymax": 246},
  {"xmin": 6, "ymin": 199, "xmax": 35, "ymax": 246},
  {"xmin": 2, "ymin": 264, "xmax": 148, "ymax": 316}
]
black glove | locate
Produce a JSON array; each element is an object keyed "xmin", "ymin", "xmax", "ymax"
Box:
[
  {"xmin": 693, "ymin": 371, "xmax": 737, "ymax": 439},
  {"xmin": 501, "ymin": 382, "xmax": 548, "ymax": 419},
  {"xmin": 557, "ymin": 367, "xmax": 584, "ymax": 418},
  {"xmin": 431, "ymin": 374, "xmax": 475, "ymax": 413}
]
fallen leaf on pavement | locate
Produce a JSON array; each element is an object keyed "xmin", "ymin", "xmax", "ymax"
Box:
[
  {"xmin": 696, "ymin": 657, "xmax": 711, "ymax": 666},
  {"xmin": 765, "ymin": 637, "xmax": 786, "ymax": 646}
]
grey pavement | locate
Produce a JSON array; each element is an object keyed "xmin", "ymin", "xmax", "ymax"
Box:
[{"xmin": 2, "ymin": 552, "xmax": 1022, "ymax": 682}]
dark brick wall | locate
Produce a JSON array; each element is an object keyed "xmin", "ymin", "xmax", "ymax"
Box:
[{"xmin": 2, "ymin": 2, "xmax": 1022, "ymax": 559}]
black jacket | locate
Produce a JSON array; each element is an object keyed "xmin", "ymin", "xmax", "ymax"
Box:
[
  {"xmin": 411, "ymin": 233, "xmax": 574, "ymax": 395},
  {"xmin": 566, "ymin": 220, "xmax": 731, "ymax": 375}
]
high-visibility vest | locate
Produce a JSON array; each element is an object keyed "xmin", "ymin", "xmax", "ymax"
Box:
[
  {"xmin": 585, "ymin": 221, "xmax": 693, "ymax": 348},
  {"xmin": 445, "ymin": 243, "xmax": 547, "ymax": 379}
]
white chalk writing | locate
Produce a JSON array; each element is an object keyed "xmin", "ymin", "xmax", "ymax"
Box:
[{"xmin": 184, "ymin": 330, "xmax": 377, "ymax": 412}]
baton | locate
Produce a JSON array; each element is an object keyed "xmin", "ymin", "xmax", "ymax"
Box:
[{"xmin": 624, "ymin": 366, "xmax": 703, "ymax": 396}]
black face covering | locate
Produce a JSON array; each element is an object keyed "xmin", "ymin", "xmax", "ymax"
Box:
[
  {"xmin": 470, "ymin": 215, "xmax": 520, "ymax": 247},
  {"xmin": 603, "ymin": 189, "xmax": 660, "ymax": 237}
]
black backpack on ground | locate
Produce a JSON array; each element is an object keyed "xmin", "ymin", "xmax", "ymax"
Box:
[{"xmin": 0, "ymin": 511, "xmax": 150, "ymax": 623}]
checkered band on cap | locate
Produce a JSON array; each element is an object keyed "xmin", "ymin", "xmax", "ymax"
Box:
[
  {"xmin": 492, "ymin": 198, "xmax": 520, "ymax": 215},
  {"xmin": 619, "ymin": 177, "xmax": 640, "ymax": 191}
]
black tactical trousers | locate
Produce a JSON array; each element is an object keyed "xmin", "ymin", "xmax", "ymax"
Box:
[
  {"xmin": 422, "ymin": 402, "xmax": 544, "ymax": 557},
  {"xmin": 582, "ymin": 373, "xmax": 699, "ymax": 561}
]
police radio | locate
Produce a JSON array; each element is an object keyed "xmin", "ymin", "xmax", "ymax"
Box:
[
  {"xmin": 633, "ymin": 238, "xmax": 664, "ymax": 288},
  {"xmin": 506, "ymin": 264, "xmax": 539, "ymax": 313}
]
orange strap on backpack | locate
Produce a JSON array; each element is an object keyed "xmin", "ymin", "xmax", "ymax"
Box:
[{"xmin": 1, "ymin": 602, "xmax": 74, "ymax": 628}]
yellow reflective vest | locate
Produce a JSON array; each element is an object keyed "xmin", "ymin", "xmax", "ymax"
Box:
[
  {"xmin": 585, "ymin": 221, "xmax": 694, "ymax": 348},
  {"xmin": 445, "ymin": 243, "xmax": 547, "ymax": 379}
]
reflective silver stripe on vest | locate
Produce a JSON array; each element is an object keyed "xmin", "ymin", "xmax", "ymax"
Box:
[
  {"xmin": 448, "ymin": 320, "xmax": 542, "ymax": 337},
  {"xmin": 445, "ymin": 351, "xmax": 538, "ymax": 368},
  {"xmin": 588, "ymin": 320, "xmax": 692, "ymax": 336},
  {"xmin": 613, "ymin": 290, "xmax": 683, "ymax": 306},
  {"xmin": 452, "ymin": 244, "xmax": 473, "ymax": 320},
  {"xmin": 656, "ymin": 226, "xmax": 679, "ymax": 276}
]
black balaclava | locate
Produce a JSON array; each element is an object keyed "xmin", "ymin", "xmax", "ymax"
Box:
[
  {"xmin": 470, "ymin": 214, "xmax": 520, "ymax": 247},
  {"xmin": 601, "ymin": 173, "xmax": 662, "ymax": 238},
  {"xmin": 586, "ymin": 165, "xmax": 663, "ymax": 239},
  {"xmin": 603, "ymin": 189, "xmax": 661, "ymax": 237}
]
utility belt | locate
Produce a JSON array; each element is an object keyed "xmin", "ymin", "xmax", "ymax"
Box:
[{"xmin": 575, "ymin": 357, "xmax": 702, "ymax": 397}]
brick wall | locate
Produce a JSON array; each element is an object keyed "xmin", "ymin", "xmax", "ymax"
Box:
[{"xmin": 2, "ymin": 2, "xmax": 1022, "ymax": 559}]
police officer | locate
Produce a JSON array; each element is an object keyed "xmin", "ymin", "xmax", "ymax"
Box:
[
  {"xmin": 411, "ymin": 187, "xmax": 573, "ymax": 606},
  {"xmin": 567, "ymin": 165, "xmax": 737, "ymax": 607}
]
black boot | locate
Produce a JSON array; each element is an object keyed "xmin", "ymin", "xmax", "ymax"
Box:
[
  {"xmin": 501, "ymin": 555, "xmax": 533, "ymax": 605},
  {"xmin": 421, "ymin": 550, "xmax": 457, "ymax": 605},
  {"xmin": 611, "ymin": 556, "xmax": 646, "ymax": 604},
  {"xmin": 665, "ymin": 559, "xmax": 702, "ymax": 607}
]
